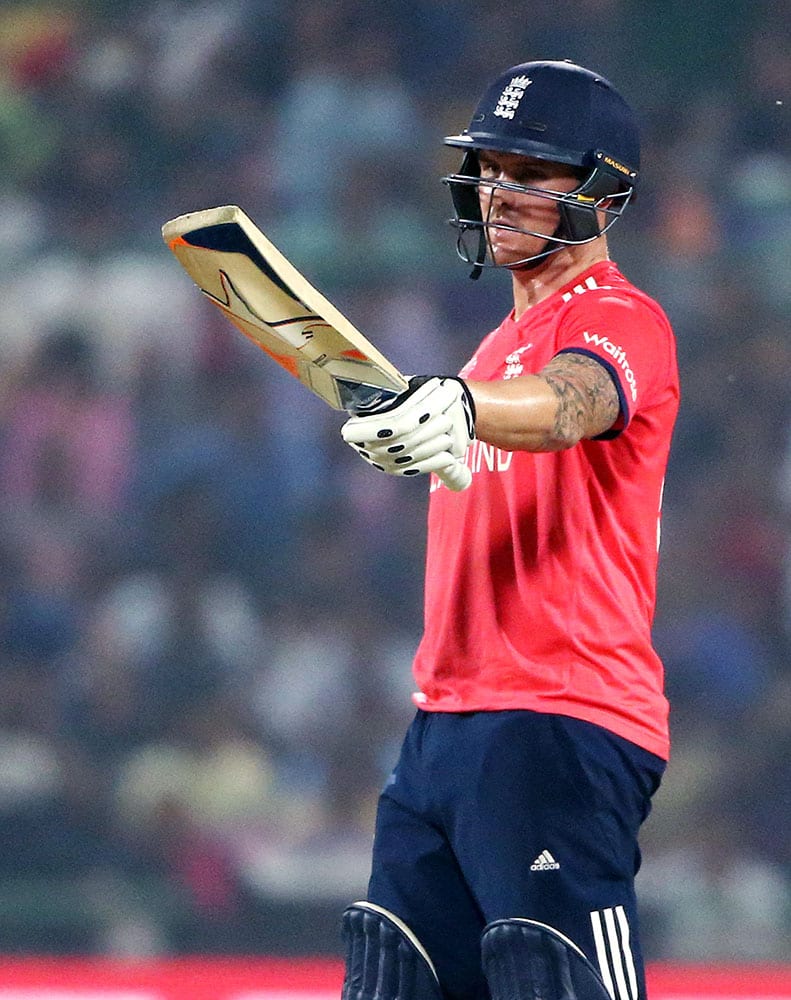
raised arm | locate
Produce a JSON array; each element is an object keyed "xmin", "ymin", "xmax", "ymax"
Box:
[
  {"xmin": 339, "ymin": 354, "xmax": 621, "ymax": 489},
  {"xmin": 469, "ymin": 352, "xmax": 620, "ymax": 453}
]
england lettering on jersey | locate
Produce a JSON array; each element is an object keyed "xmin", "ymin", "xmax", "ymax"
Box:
[{"xmin": 414, "ymin": 261, "xmax": 680, "ymax": 760}]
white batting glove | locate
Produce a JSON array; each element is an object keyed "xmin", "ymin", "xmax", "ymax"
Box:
[{"xmin": 341, "ymin": 376, "xmax": 476, "ymax": 480}]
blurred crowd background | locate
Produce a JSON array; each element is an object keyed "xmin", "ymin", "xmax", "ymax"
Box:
[{"xmin": 0, "ymin": 0, "xmax": 789, "ymax": 964}]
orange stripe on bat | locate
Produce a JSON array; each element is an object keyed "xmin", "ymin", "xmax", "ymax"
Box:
[
  {"xmin": 167, "ymin": 235, "xmax": 191, "ymax": 251},
  {"xmin": 256, "ymin": 344, "xmax": 300, "ymax": 377},
  {"xmin": 231, "ymin": 322, "xmax": 300, "ymax": 378},
  {"xmin": 201, "ymin": 293, "xmax": 300, "ymax": 377}
]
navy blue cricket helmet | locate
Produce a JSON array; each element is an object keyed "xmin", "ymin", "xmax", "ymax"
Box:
[{"xmin": 442, "ymin": 60, "xmax": 640, "ymax": 273}]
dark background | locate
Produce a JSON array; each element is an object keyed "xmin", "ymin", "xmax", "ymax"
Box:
[{"xmin": 0, "ymin": 0, "xmax": 788, "ymax": 961}]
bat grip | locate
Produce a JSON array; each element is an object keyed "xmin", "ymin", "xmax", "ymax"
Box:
[{"xmin": 437, "ymin": 461, "xmax": 473, "ymax": 492}]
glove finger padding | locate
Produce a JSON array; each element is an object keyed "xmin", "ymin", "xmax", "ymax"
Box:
[
  {"xmin": 357, "ymin": 448, "xmax": 461, "ymax": 478},
  {"xmin": 354, "ymin": 434, "xmax": 457, "ymax": 473},
  {"xmin": 347, "ymin": 413, "xmax": 455, "ymax": 462}
]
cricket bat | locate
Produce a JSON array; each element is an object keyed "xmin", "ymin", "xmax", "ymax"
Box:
[{"xmin": 162, "ymin": 205, "xmax": 471, "ymax": 492}]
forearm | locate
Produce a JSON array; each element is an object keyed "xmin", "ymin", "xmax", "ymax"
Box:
[
  {"xmin": 468, "ymin": 376, "xmax": 572, "ymax": 452},
  {"xmin": 467, "ymin": 352, "xmax": 621, "ymax": 452}
]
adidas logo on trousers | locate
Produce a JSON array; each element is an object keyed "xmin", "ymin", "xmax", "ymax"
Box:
[{"xmin": 530, "ymin": 850, "xmax": 560, "ymax": 871}]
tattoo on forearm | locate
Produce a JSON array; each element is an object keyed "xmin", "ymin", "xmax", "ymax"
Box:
[{"xmin": 539, "ymin": 352, "xmax": 620, "ymax": 444}]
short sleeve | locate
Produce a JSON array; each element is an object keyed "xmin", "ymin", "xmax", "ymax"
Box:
[{"xmin": 554, "ymin": 290, "xmax": 675, "ymax": 434}]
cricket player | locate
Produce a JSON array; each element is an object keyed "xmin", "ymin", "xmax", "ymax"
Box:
[{"xmin": 339, "ymin": 60, "xmax": 679, "ymax": 1000}]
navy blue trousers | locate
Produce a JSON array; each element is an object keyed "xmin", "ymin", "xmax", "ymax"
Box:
[{"xmin": 367, "ymin": 710, "xmax": 664, "ymax": 1000}]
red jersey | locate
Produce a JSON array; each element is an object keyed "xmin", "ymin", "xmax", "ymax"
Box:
[{"xmin": 412, "ymin": 260, "xmax": 679, "ymax": 760}]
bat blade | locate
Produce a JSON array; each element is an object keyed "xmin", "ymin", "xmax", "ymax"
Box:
[
  {"xmin": 162, "ymin": 205, "xmax": 471, "ymax": 491},
  {"xmin": 162, "ymin": 205, "xmax": 408, "ymax": 412}
]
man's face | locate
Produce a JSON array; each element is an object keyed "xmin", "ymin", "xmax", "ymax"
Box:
[{"xmin": 476, "ymin": 150, "xmax": 582, "ymax": 266}]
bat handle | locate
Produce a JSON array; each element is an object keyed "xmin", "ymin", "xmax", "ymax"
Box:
[{"xmin": 437, "ymin": 460, "xmax": 473, "ymax": 492}]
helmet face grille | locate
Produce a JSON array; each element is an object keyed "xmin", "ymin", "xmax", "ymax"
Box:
[{"xmin": 441, "ymin": 167, "xmax": 634, "ymax": 271}]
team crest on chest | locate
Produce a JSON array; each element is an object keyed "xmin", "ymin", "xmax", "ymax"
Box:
[{"xmin": 503, "ymin": 343, "xmax": 533, "ymax": 379}]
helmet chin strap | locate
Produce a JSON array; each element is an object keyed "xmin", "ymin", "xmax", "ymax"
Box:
[{"xmin": 468, "ymin": 229, "xmax": 487, "ymax": 281}]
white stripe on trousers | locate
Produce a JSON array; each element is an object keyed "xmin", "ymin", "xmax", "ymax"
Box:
[{"xmin": 590, "ymin": 906, "xmax": 638, "ymax": 1000}]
